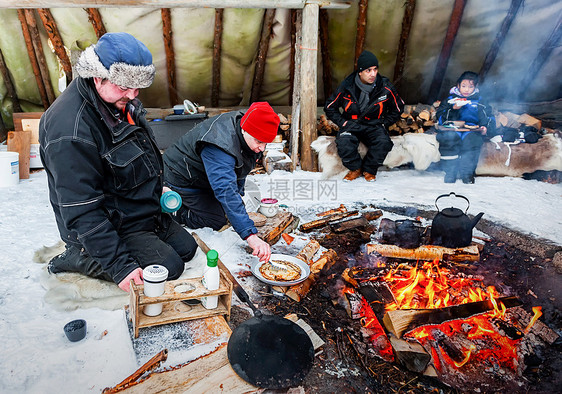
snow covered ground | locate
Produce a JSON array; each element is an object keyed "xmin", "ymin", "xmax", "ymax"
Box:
[{"xmin": 0, "ymin": 168, "xmax": 560, "ymax": 393}]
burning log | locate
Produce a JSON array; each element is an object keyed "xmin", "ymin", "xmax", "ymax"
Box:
[
  {"xmin": 330, "ymin": 216, "xmax": 369, "ymax": 233},
  {"xmin": 507, "ymin": 306, "xmax": 559, "ymax": 344},
  {"xmin": 388, "ymin": 335, "xmax": 431, "ymax": 373},
  {"xmin": 286, "ymin": 249, "xmax": 337, "ymax": 302},
  {"xmin": 367, "ymin": 243, "xmax": 480, "ymax": 262},
  {"xmin": 383, "ymin": 296, "xmax": 522, "ymax": 338},
  {"xmin": 299, "ymin": 210, "xmax": 359, "ymax": 232},
  {"xmin": 357, "ymin": 281, "xmax": 396, "ymax": 315}
]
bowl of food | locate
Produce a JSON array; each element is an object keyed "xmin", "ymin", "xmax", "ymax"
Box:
[{"xmin": 252, "ymin": 254, "xmax": 310, "ymax": 286}]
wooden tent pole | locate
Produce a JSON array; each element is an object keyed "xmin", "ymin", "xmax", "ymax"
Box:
[
  {"xmin": 24, "ymin": 9, "xmax": 56, "ymax": 105},
  {"xmin": 290, "ymin": 9, "xmax": 302, "ymax": 169},
  {"xmin": 250, "ymin": 9, "xmax": 276, "ymax": 104},
  {"xmin": 319, "ymin": 8, "xmax": 332, "ymax": 101},
  {"xmin": 479, "ymin": 0, "xmax": 523, "ymax": 83},
  {"xmin": 426, "ymin": 0, "xmax": 467, "ymax": 103},
  {"xmin": 17, "ymin": 9, "xmax": 49, "ymax": 110},
  {"xmin": 518, "ymin": 15, "xmax": 562, "ymax": 100},
  {"xmin": 289, "ymin": 9, "xmax": 297, "ymax": 105},
  {"xmin": 393, "ymin": 0, "xmax": 416, "ymax": 91},
  {"xmin": 0, "ymin": 48, "xmax": 23, "ymax": 113},
  {"xmin": 85, "ymin": 8, "xmax": 106, "ymax": 38},
  {"xmin": 161, "ymin": 8, "xmax": 178, "ymax": 106},
  {"xmin": 37, "ymin": 8, "xmax": 73, "ymax": 86},
  {"xmin": 299, "ymin": 2, "xmax": 319, "ymax": 172},
  {"xmin": 354, "ymin": 0, "xmax": 368, "ymax": 68},
  {"xmin": 211, "ymin": 8, "xmax": 224, "ymax": 107}
]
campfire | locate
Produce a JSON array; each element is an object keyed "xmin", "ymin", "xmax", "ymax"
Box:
[{"xmin": 340, "ymin": 258, "xmax": 557, "ymax": 391}]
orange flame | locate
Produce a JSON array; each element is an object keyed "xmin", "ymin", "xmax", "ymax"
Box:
[
  {"xmin": 524, "ymin": 306, "xmax": 542, "ymax": 334},
  {"xmin": 453, "ymin": 344, "xmax": 476, "ymax": 368}
]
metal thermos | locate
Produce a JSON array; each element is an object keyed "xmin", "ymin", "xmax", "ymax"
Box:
[{"xmin": 142, "ymin": 265, "xmax": 169, "ymax": 316}]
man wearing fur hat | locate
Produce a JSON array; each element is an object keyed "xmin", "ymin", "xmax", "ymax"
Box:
[
  {"xmin": 325, "ymin": 50, "xmax": 404, "ymax": 182},
  {"xmin": 40, "ymin": 33, "xmax": 197, "ymax": 292},
  {"xmin": 163, "ymin": 102, "xmax": 280, "ymax": 263}
]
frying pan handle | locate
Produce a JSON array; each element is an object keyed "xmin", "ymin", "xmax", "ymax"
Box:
[{"xmin": 192, "ymin": 232, "xmax": 260, "ymax": 315}]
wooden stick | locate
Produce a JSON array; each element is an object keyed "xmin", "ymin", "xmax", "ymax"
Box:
[
  {"xmin": 161, "ymin": 8, "xmax": 178, "ymax": 106},
  {"xmin": 24, "ymin": 9, "xmax": 56, "ymax": 105},
  {"xmin": 299, "ymin": 2, "xmax": 319, "ymax": 171},
  {"xmin": 37, "ymin": 8, "xmax": 73, "ymax": 85},
  {"xmin": 0, "ymin": 48, "xmax": 22, "ymax": 113},
  {"xmin": 288, "ymin": 9, "xmax": 297, "ymax": 106},
  {"xmin": 353, "ymin": 0, "xmax": 368, "ymax": 68},
  {"xmin": 392, "ymin": 0, "xmax": 416, "ymax": 90},
  {"xmin": 518, "ymin": 16, "xmax": 562, "ymax": 100},
  {"xmin": 478, "ymin": 0, "xmax": 523, "ymax": 83},
  {"xmin": 17, "ymin": 9, "xmax": 49, "ymax": 110},
  {"xmin": 319, "ymin": 8, "xmax": 332, "ymax": 100},
  {"xmin": 85, "ymin": 8, "xmax": 106, "ymax": 39},
  {"xmin": 102, "ymin": 349, "xmax": 168, "ymax": 393},
  {"xmin": 211, "ymin": 8, "xmax": 224, "ymax": 107},
  {"xmin": 250, "ymin": 9, "xmax": 276, "ymax": 103},
  {"xmin": 290, "ymin": 9, "xmax": 302, "ymax": 170},
  {"xmin": 426, "ymin": 0, "xmax": 467, "ymax": 103},
  {"xmin": 383, "ymin": 296, "xmax": 522, "ymax": 338},
  {"xmin": 389, "ymin": 335, "xmax": 430, "ymax": 373}
]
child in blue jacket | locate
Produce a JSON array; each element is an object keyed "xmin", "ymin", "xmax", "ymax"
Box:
[{"xmin": 435, "ymin": 71, "xmax": 495, "ymax": 183}]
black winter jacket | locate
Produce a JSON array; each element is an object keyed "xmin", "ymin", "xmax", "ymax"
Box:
[
  {"xmin": 39, "ymin": 77, "xmax": 164, "ymax": 284},
  {"xmin": 163, "ymin": 111, "xmax": 259, "ymax": 191},
  {"xmin": 324, "ymin": 72, "xmax": 404, "ymax": 133}
]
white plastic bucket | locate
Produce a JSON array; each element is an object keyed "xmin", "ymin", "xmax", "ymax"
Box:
[{"xmin": 0, "ymin": 152, "xmax": 19, "ymax": 187}]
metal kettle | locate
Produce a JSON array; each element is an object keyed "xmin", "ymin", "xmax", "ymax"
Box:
[{"xmin": 430, "ymin": 192, "xmax": 484, "ymax": 248}]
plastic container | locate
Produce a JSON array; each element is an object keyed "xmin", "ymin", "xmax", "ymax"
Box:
[
  {"xmin": 201, "ymin": 250, "xmax": 219, "ymax": 309},
  {"xmin": 142, "ymin": 265, "xmax": 169, "ymax": 316},
  {"xmin": 160, "ymin": 190, "xmax": 182, "ymax": 213},
  {"xmin": 0, "ymin": 151, "xmax": 19, "ymax": 187},
  {"xmin": 29, "ymin": 144, "xmax": 43, "ymax": 168}
]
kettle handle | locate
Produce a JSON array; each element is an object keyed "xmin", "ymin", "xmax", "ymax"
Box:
[{"xmin": 435, "ymin": 192, "xmax": 470, "ymax": 213}]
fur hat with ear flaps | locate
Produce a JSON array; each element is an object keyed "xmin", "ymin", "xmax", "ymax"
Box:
[{"xmin": 75, "ymin": 32, "xmax": 155, "ymax": 89}]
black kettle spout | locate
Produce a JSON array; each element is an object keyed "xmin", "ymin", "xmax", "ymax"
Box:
[{"xmin": 471, "ymin": 212, "xmax": 484, "ymax": 229}]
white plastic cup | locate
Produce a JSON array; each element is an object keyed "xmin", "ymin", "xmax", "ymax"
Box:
[
  {"xmin": 0, "ymin": 151, "xmax": 19, "ymax": 187},
  {"xmin": 142, "ymin": 265, "xmax": 169, "ymax": 316}
]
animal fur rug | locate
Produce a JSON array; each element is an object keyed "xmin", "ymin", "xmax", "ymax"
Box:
[
  {"xmin": 312, "ymin": 132, "xmax": 562, "ymax": 179},
  {"xmin": 34, "ymin": 241, "xmax": 207, "ymax": 311},
  {"xmin": 311, "ymin": 133, "xmax": 441, "ymax": 178}
]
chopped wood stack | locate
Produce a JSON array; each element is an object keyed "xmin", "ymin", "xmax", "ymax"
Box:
[{"xmin": 388, "ymin": 103, "xmax": 437, "ymax": 135}]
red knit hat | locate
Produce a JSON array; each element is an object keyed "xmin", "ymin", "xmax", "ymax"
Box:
[{"xmin": 240, "ymin": 102, "xmax": 280, "ymax": 143}]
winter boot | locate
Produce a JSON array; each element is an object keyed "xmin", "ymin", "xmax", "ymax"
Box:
[
  {"xmin": 440, "ymin": 159, "xmax": 458, "ymax": 183},
  {"xmin": 48, "ymin": 244, "xmax": 112, "ymax": 282},
  {"xmin": 363, "ymin": 172, "xmax": 377, "ymax": 182},
  {"xmin": 343, "ymin": 169, "xmax": 362, "ymax": 182},
  {"xmin": 458, "ymin": 150, "xmax": 480, "ymax": 184}
]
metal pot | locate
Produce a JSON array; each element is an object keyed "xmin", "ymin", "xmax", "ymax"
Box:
[
  {"xmin": 430, "ymin": 192, "xmax": 484, "ymax": 248},
  {"xmin": 379, "ymin": 218, "xmax": 425, "ymax": 249}
]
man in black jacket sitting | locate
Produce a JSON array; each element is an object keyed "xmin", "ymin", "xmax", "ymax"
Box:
[
  {"xmin": 324, "ymin": 50, "xmax": 404, "ymax": 182},
  {"xmin": 40, "ymin": 33, "xmax": 197, "ymax": 292}
]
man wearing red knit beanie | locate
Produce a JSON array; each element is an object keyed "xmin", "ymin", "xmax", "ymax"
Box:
[{"xmin": 163, "ymin": 102, "xmax": 280, "ymax": 262}]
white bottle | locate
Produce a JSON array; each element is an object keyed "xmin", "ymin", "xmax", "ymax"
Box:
[{"xmin": 201, "ymin": 250, "xmax": 220, "ymax": 309}]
